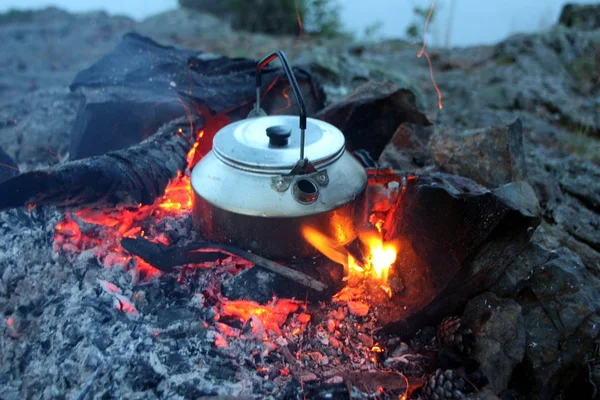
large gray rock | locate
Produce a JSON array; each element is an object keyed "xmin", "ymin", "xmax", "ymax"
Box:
[
  {"xmin": 378, "ymin": 123, "xmax": 434, "ymax": 172},
  {"xmin": 461, "ymin": 293, "xmax": 526, "ymax": 394},
  {"xmin": 559, "ymin": 3, "xmax": 600, "ymax": 31},
  {"xmin": 428, "ymin": 119, "xmax": 526, "ymax": 188},
  {"xmin": 314, "ymin": 81, "xmax": 430, "ymax": 160},
  {"xmin": 492, "ymin": 243, "xmax": 600, "ymax": 399},
  {"xmin": 378, "ymin": 175, "xmax": 540, "ymax": 332},
  {"xmin": 526, "ymin": 149, "xmax": 600, "ymax": 273},
  {"xmin": 137, "ymin": 9, "xmax": 233, "ymax": 42}
]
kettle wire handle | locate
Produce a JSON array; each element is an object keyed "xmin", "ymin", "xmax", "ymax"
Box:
[{"xmin": 255, "ymin": 51, "xmax": 308, "ymax": 160}]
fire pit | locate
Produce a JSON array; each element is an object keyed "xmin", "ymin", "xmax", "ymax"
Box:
[{"xmin": 1, "ymin": 22, "xmax": 598, "ymax": 400}]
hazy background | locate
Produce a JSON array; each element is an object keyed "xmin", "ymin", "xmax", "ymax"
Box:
[{"xmin": 0, "ymin": 0, "xmax": 598, "ymax": 46}]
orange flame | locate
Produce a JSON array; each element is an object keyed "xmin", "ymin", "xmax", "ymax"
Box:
[
  {"xmin": 417, "ymin": 1, "xmax": 443, "ymax": 110},
  {"xmin": 357, "ymin": 229, "xmax": 397, "ymax": 283},
  {"xmin": 301, "ymin": 225, "xmax": 397, "ymax": 292}
]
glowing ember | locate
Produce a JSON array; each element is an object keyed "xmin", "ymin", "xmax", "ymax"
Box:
[
  {"xmin": 219, "ymin": 298, "xmax": 302, "ymax": 335},
  {"xmin": 53, "ymin": 127, "xmax": 205, "ymax": 277}
]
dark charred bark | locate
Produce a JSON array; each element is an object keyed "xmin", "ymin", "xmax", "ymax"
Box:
[{"xmin": 0, "ymin": 116, "xmax": 202, "ymax": 211}]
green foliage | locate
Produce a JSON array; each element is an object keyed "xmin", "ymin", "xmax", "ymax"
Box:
[
  {"xmin": 405, "ymin": 6, "xmax": 435, "ymax": 41},
  {"xmin": 304, "ymin": 0, "xmax": 345, "ymax": 39},
  {"xmin": 223, "ymin": 0, "xmax": 303, "ymax": 35},
  {"xmin": 179, "ymin": 0, "xmax": 345, "ymax": 38}
]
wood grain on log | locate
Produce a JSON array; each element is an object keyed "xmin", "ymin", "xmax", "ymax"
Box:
[{"xmin": 0, "ymin": 115, "xmax": 202, "ymax": 210}]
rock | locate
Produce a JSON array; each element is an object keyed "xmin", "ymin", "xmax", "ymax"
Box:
[
  {"xmin": 559, "ymin": 3, "xmax": 600, "ymax": 31},
  {"xmin": 428, "ymin": 119, "xmax": 525, "ymax": 188},
  {"xmin": 526, "ymin": 150, "xmax": 600, "ymax": 272},
  {"xmin": 556, "ymin": 157, "xmax": 600, "ymax": 211},
  {"xmin": 68, "ymin": 32, "xmax": 325, "ymax": 159},
  {"xmin": 464, "ymin": 390, "xmax": 501, "ymax": 400},
  {"xmin": 138, "ymin": 9, "xmax": 233, "ymax": 42},
  {"xmin": 378, "ymin": 123, "xmax": 435, "ymax": 171},
  {"xmin": 492, "ymin": 244, "xmax": 600, "ymax": 399},
  {"xmin": 315, "ymin": 81, "xmax": 430, "ymax": 161},
  {"xmin": 295, "ymin": 46, "xmax": 371, "ymax": 87},
  {"xmin": 378, "ymin": 173, "xmax": 540, "ymax": 332},
  {"xmin": 490, "ymin": 29, "xmax": 600, "ymax": 130},
  {"xmin": 492, "ymin": 181, "xmax": 540, "ymax": 218},
  {"xmin": 461, "ymin": 293, "xmax": 526, "ymax": 394}
]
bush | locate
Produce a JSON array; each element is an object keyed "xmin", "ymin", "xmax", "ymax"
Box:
[{"xmin": 179, "ymin": 0, "xmax": 345, "ymax": 38}]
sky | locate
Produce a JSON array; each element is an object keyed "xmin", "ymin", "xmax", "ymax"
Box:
[{"xmin": 0, "ymin": 0, "xmax": 598, "ymax": 47}]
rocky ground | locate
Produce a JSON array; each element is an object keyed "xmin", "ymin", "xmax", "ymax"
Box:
[{"xmin": 0, "ymin": 5, "xmax": 599, "ymax": 400}]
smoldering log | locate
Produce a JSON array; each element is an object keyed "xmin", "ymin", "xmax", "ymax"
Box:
[{"xmin": 0, "ymin": 115, "xmax": 202, "ymax": 210}]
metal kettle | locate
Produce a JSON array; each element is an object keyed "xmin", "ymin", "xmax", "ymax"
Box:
[{"xmin": 190, "ymin": 51, "xmax": 367, "ymax": 259}]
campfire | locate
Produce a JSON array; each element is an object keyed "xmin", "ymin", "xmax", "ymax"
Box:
[{"xmin": 1, "ymin": 27, "xmax": 560, "ymax": 400}]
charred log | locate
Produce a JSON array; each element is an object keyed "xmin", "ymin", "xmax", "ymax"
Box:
[
  {"xmin": 221, "ymin": 257, "xmax": 344, "ymax": 303},
  {"xmin": 0, "ymin": 116, "xmax": 202, "ymax": 210}
]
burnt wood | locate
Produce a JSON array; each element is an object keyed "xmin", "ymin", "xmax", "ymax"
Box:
[
  {"xmin": 121, "ymin": 237, "xmax": 329, "ymax": 294},
  {"xmin": 121, "ymin": 237, "xmax": 230, "ymax": 273},
  {"xmin": 0, "ymin": 116, "xmax": 202, "ymax": 210}
]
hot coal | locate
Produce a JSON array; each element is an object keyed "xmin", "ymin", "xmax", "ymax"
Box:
[
  {"xmin": 69, "ymin": 33, "xmax": 326, "ymax": 159},
  {"xmin": 315, "ymin": 81, "xmax": 431, "ymax": 161},
  {"xmin": 0, "ymin": 146, "xmax": 18, "ymax": 184},
  {"xmin": 0, "ymin": 115, "xmax": 201, "ymax": 210}
]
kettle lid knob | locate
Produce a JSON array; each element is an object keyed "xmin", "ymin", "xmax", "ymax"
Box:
[{"xmin": 266, "ymin": 125, "xmax": 291, "ymax": 147}]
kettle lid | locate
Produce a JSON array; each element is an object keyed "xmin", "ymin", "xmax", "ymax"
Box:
[{"xmin": 212, "ymin": 115, "xmax": 345, "ymax": 174}]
